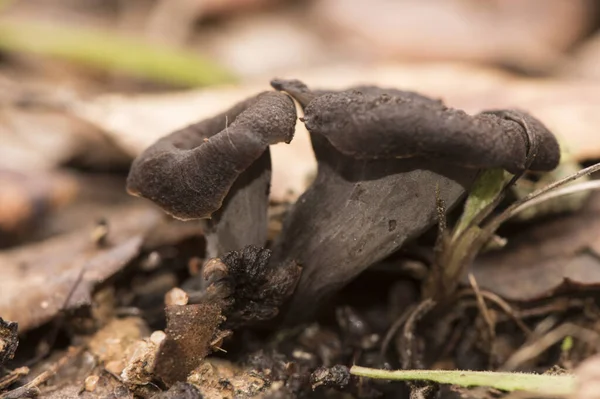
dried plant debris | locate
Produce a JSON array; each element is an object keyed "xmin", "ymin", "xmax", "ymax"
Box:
[
  {"xmin": 42, "ymin": 373, "xmax": 134, "ymax": 399},
  {"xmin": 187, "ymin": 358, "xmax": 268, "ymax": 399},
  {"xmin": 121, "ymin": 330, "xmax": 166, "ymax": 386},
  {"xmin": 0, "ymin": 318, "xmax": 18, "ymax": 366},
  {"xmin": 469, "ymin": 192, "xmax": 600, "ymax": 301},
  {"xmin": 154, "ymin": 303, "xmax": 227, "ymax": 385},
  {"xmin": 310, "ymin": 365, "xmax": 351, "ymax": 390},
  {"xmin": 0, "ymin": 206, "xmax": 161, "ymax": 332},
  {"xmin": 0, "ymin": 367, "xmax": 28, "ymax": 392},
  {"xmin": 150, "ymin": 382, "xmax": 202, "ymax": 399},
  {"xmin": 87, "ymin": 317, "xmax": 150, "ymax": 374}
]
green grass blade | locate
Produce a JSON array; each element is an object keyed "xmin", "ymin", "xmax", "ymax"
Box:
[
  {"xmin": 453, "ymin": 168, "xmax": 509, "ymax": 238},
  {"xmin": 0, "ymin": 21, "xmax": 236, "ymax": 87},
  {"xmin": 350, "ymin": 366, "xmax": 575, "ymax": 395}
]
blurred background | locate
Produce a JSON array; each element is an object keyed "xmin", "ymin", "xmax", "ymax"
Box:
[{"xmin": 2, "ymin": 0, "xmax": 600, "ymax": 247}]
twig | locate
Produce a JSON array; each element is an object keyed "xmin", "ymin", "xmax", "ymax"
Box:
[
  {"xmin": 400, "ymin": 299, "xmax": 436, "ymax": 369},
  {"xmin": 508, "ymin": 179, "xmax": 600, "ymax": 218},
  {"xmin": 484, "ymin": 162, "xmax": 600, "ymax": 234},
  {"xmin": 468, "ymin": 273, "xmax": 495, "ymax": 360},
  {"xmin": 456, "ymin": 289, "xmax": 532, "ymax": 336},
  {"xmin": 380, "ymin": 304, "xmax": 415, "ymax": 358},
  {"xmin": 1, "ymin": 347, "xmax": 83, "ymax": 399},
  {"xmin": 502, "ymin": 323, "xmax": 600, "ymax": 371},
  {"xmin": 0, "ymin": 367, "xmax": 29, "ymax": 391}
]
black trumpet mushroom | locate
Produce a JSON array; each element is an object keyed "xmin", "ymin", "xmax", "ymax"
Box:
[
  {"xmin": 269, "ymin": 79, "xmax": 559, "ymax": 321},
  {"xmin": 127, "ymin": 91, "xmax": 302, "ymax": 327},
  {"xmin": 126, "ymin": 80, "xmax": 561, "ymax": 326}
]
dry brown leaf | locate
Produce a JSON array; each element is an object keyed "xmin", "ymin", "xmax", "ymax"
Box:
[
  {"xmin": 72, "ymin": 63, "xmax": 600, "ymax": 202},
  {"xmin": 562, "ymin": 31, "xmax": 600, "ymax": 81},
  {"xmin": 154, "ymin": 303, "xmax": 227, "ymax": 386},
  {"xmin": 575, "ymin": 354, "xmax": 600, "ymax": 399},
  {"xmin": 0, "ymin": 206, "xmax": 161, "ymax": 331},
  {"xmin": 469, "ymin": 193, "xmax": 600, "ymax": 301},
  {"xmin": 311, "ymin": 0, "xmax": 593, "ymax": 73},
  {"xmin": 0, "ymin": 107, "xmax": 130, "ymax": 172},
  {"xmin": 0, "ymin": 169, "xmax": 78, "ymax": 246}
]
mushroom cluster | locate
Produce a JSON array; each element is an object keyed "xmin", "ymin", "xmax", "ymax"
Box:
[{"xmin": 127, "ymin": 79, "xmax": 560, "ymax": 326}]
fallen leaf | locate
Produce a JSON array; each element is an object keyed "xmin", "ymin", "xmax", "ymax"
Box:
[
  {"xmin": 574, "ymin": 354, "xmax": 600, "ymax": 399},
  {"xmin": 0, "ymin": 206, "xmax": 161, "ymax": 331},
  {"xmin": 0, "ymin": 169, "xmax": 78, "ymax": 246},
  {"xmin": 561, "ymin": 31, "xmax": 600, "ymax": 81},
  {"xmin": 311, "ymin": 0, "xmax": 592, "ymax": 73},
  {"xmin": 0, "ymin": 107, "xmax": 130, "ymax": 172},
  {"xmin": 469, "ymin": 192, "xmax": 600, "ymax": 301}
]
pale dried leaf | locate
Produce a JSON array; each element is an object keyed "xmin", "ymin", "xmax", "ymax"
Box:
[{"xmin": 0, "ymin": 206, "xmax": 161, "ymax": 331}]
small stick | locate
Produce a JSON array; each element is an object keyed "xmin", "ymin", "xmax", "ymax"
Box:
[
  {"xmin": 400, "ymin": 299, "xmax": 436, "ymax": 369},
  {"xmin": 502, "ymin": 323, "xmax": 599, "ymax": 371},
  {"xmin": 468, "ymin": 273, "xmax": 496, "ymax": 357},
  {"xmin": 1, "ymin": 347, "xmax": 83, "ymax": 399}
]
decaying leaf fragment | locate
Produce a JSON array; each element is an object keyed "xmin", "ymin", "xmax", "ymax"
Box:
[
  {"xmin": 0, "ymin": 206, "xmax": 161, "ymax": 332},
  {"xmin": 469, "ymin": 192, "xmax": 600, "ymax": 301},
  {"xmin": 154, "ymin": 303, "xmax": 227, "ymax": 386}
]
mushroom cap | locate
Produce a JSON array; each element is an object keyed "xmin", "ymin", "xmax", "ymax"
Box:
[
  {"xmin": 302, "ymin": 89, "xmax": 560, "ymax": 174},
  {"xmin": 126, "ymin": 91, "xmax": 297, "ymax": 220}
]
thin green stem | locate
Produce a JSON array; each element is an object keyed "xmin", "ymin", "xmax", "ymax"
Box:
[{"xmin": 350, "ymin": 366, "xmax": 575, "ymax": 395}]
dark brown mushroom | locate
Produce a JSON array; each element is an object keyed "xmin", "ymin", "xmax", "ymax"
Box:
[
  {"xmin": 127, "ymin": 91, "xmax": 301, "ymax": 329},
  {"xmin": 126, "ymin": 91, "xmax": 297, "ymax": 257},
  {"xmin": 126, "ymin": 79, "xmax": 561, "ymax": 327},
  {"xmin": 300, "ymin": 89, "xmax": 560, "ymax": 173},
  {"xmin": 270, "ymin": 79, "xmax": 560, "ymax": 321}
]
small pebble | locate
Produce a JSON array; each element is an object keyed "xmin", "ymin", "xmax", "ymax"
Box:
[
  {"xmin": 150, "ymin": 330, "xmax": 167, "ymax": 345},
  {"xmin": 165, "ymin": 287, "xmax": 189, "ymax": 306},
  {"xmin": 84, "ymin": 375, "xmax": 99, "ymax": 392}
]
